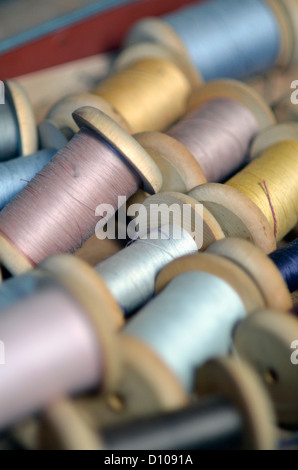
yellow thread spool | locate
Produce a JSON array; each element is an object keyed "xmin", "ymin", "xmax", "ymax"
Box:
[
  {"xmin": 93, "ymin": 57, "xmax": 192, "ymax": 133},
  {"xmin": 227, "ymin": 140, "xmax": 298, "ymax": 241}
]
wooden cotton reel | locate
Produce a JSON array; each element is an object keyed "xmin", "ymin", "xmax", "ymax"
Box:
[
  {"xmin": 2, "ymin": 81, "xmax": 37, "ymax": 158},
  {"xmin": 0, "ymin": 106, "xmax": 162, "ymax": 276},
  {"xmin": 124, "ymin": 0, "xmax": 294, "ymax": 69},
  {"xmin": 39, "ymin": 43, "xmax": 200, "ymax": 149},
  {"xmin": 0, "ymin": 254, "xmax": 125, "ymax": 432},
  {"xmin": 39, "ymin": 358, "xmax": 276, "ymax": 451},
  {"xmin": 234, "ymin": 309, "xmax": 298, "ymax": 428},
  {"xmin": 129, "ymin": 79, "xmax": 275, "ymax": 206},
  {"xmin": 38, "ymin": 245, "xmax": 269, "ymax": 441}
]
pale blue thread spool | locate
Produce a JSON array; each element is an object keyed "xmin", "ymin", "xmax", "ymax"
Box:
[
  {"xmin": 96, "ymin": 227, "xmax": 197, "ymax": 315},
  {"xmin": 125, "ymin": 271, "xmax": 246, "ymax": 390},
  {"xmin": 0, "ymin": 149, "xmax": 55, "ymax": 210},
  {"xmin": 162, "ymin": 0, "xmax": 282, "ymax": 80}
]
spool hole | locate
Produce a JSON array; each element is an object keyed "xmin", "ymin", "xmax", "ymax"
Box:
[
  {"xmin": 106, "ymin": 393, "xmax": 126, "ymax": 412},
  {"xmin": 264, "ymin": 368, "xmax": 279, "ymax": 385}
]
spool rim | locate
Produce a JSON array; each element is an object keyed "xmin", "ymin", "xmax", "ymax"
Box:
[
  {"xmin": 250, "ymin": 123, "xmax": 298, "ymax": 159},
  {"xmin": 155, "ymin": 252, "xmax": 266, "ymax": 314},
  {"xmin": 73, "ymin": 106, "xmax": 162, "ymax": 194},
  {"xmin": 139, "ymin": 192, "xmax": 225, "ymax": 250},
  {"xmin": 189, "ymin": 183, "xmax": 277, "ymax": 254},
  {"xmin": 195, "ymin": 358, "xmax": 276, "ymax": 450},
  {"xmin": 6, "ymin": 81, "xmax": 38, "ymax": 156},
  {"xmin": 115, "ymin": 41, "xmax": 202, "ymax": 90},
  {"xmin": 0, "ymin": 233, "xmax": 34, "ymax": 275},
  {"xmin": 40, "ymin": 93, "xmax": 133, "ymax": 150},
  {"xmin": 207, "ymin": 238, "xmax": 293, "ymax": 312},
  {"xmin": 40, "ymin": 399, "xmax": 103, "ymax": 450},
  {"xmin": 266, "ymin": 0, "xmax": 294, "ymax": 66},
  {"xmin": 73, "ymin": 337, "xmax": 188, "ymax": 430},
  {"xmin": 40, "ymin": 254, "xmax": 124, "ymax": 392},
  {"xmin": 124, "ymin": 17, "xmax": 188, "ymax": 58},
  {"xmin": 134, "ymin": 131, "xmax": 207, "ymax": 192},
  {"xmin": 187, "ymin": 79, "xmax": 276, "ymax": 131},
  {"xmin": 234, "ymin": 309, "xmax": 298, "ymax": 427}
]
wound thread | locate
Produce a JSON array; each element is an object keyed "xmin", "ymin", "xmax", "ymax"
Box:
[
  {"xmin": 167, "ymin": 98, "xmax": 259, "ymax": 182},
  {"xmin": 227, "ymin": 140, "xmax": 298, "ymax": 241},
  {"xmin": 0, "ymin": 127, "xmax": 141, "ymax": 265}
]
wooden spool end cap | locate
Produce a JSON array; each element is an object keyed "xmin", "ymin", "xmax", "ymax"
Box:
[
  {"xmin": 6, "ymin": 80, "xmax": 38, "ymax": 157},
  {"xmin": 279, "ymin": 0, "xmax": 298, "ymax": 65},
  {"xmin": 196, "ymin": 357, "xmax": 276, "ymax": 450},
  {"xmin": 189, "ymin": 183, "xmax": 277, "ymax": 254},
  {"xmin": 0, "ymin": 234, "xmax": 34, "ymax": 275},
  {"xmin": 207, "ymin": 238, "xmax": 293, "ymax": 312},
  {"xmin": 234, "ymin": 309, "xmax": 298, "ymax": 427},
  {"xmin": 188, "ymin": 79, "xmax": 276, "ymax": 130},
  {"xmin": 124, "ymin": 17, "xmax": 187, "ymax": 59},
  {"xmin": 266, "ymin": 0, "xmax": 294, "ymax": 66},
  {"xmin": 134, "ymin": 131, "xmax": 207, "ymax": 193},
  {"xmin": 39, "ymin": 335, "xmax": 187, "ymax": 450},
  {"xmin": 40, "ymin": 93, "xmax": 132, "ymax": 150},
  {"xmin": 73, "ymin": 106, "xmax": 162, "ymax": 194},
  {"xmin": 155, "ymin": 252, "xmax": 266, "ymax": 314},
  {"xmin": 137, "ymin": 191, "xmax": 225, "ymax": 250},
  {"xmin": 250, "ymin": 123, "xmax": 298, "ymax": 159},
  {"xmin": 41, "ymin": 254, "xmax": 124, "ymax": 391}
]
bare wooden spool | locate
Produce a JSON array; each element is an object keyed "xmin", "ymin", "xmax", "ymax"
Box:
[
  {"xmin": 0, "ymin": 106, "xmax": 162, "ymax": 275},
  {"xmin": 39, "ymin": 356, "xmax": 276, "ymax": 450},
  {"xmin": 39, "ymin": 42, "xmax": 200, "ymax": 149},
  {"xmin": 234, "ymin": 309, "xmax": 298, "ymax": 427},
  {"xmin": 5, "ymin": 80, "xmax": 38, "ymax": 156},
  {"xmin": 125, "ymin": 0, "xmax": 294, "ymax": 68}
]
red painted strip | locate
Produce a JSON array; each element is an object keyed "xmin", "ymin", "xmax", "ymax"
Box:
[{"xmin": 1, "ymin": 0, "xmax": 200, "ymax": 79}]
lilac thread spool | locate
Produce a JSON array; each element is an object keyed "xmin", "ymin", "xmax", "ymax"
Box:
[{"xmin": 0, "ymin": 107, "xmax": 162, "ymax": 275}]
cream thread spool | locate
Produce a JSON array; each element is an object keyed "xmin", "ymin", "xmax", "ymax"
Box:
[
  {"xmin": 0, "ymin": 106, "xmax": 162, "ymax": 275},
  {"xmin": 39, "ymin": 43, "xmax": 201, "ymax": 149},
  {"xmin": 39, "ymin": 358, "xmax": 276, "ymax": 451},
  {"xmin": 234, "ymin": 309, "xmax": 298, "ymax": 428}
]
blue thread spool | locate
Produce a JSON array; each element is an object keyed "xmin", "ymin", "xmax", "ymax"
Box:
[
  {"xmin": 126, "ymin": 0, "xmax": 293, "ymax": 81},
  {"xmin": 0, "ymin": 149, "xmax": 55, "ymax": 210},
  {"xmin": 125, "ymin": 252, "xmax": 265, "ymax": 390}
]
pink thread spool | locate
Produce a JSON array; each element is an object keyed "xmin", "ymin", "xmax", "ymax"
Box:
[
  {"xmin": 0, "ymin": 254, "xmax": 122, "ymax": 430},
  {"xmin": 0, "ymin": 107, "xmax": 162, "ymax": 275}
]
